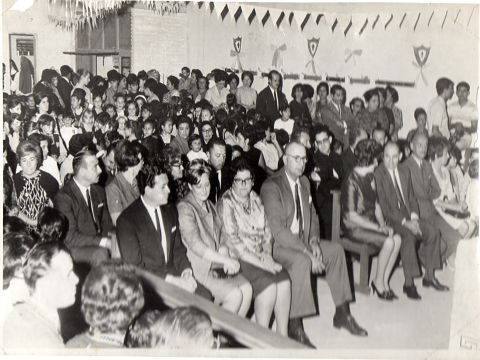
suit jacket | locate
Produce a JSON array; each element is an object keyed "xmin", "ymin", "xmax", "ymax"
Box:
[
  {"xmin": 208, "ymin": 166, "xmax": 232, "ymax": 204},
  {"xmin": 313, "ymin": 151, "xmax": 344, "ymax": 206},
  {"xmin": 402, "ymin": 156, "xmax": 441, "ymax": 219},
  {"xmin": 116, "ymin": 198, "xmax": 190, "ymax": 277},
  {"xmin": 54, "ymin": 179, "xmax": 114, "ymax": 249},
  {"xmin": 177, "ymin": 192, "xmax": 224, "ymax": 283},
  {"xmin": 320, "ymin": 102, "xmax": 355, "ymax": 149},
  {"xmin": 260, "ymin": 169, "xmax": 320, "ymax": 253},
  {"xmin": 256, "ymin": 86, "xmax": 287, "ymax": 125},
  {"xmin": 57, "ymin": 76, "xmax": 72, "ymax": 109},
  {"xmin": 374, "ymin": 162, "xmax": 420, "ymax": 228}
]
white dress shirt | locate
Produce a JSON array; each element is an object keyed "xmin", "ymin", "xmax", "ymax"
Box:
[{"xmin": 141, "ymin": 196, "xmax": 168, "ymax": 262}]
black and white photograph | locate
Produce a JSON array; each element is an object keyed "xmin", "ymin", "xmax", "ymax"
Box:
[{"xmin": 1, "ymin": 0, "xmax": 479, "ymax": 358}]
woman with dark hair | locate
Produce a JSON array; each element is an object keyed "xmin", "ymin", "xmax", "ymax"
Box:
[
  {"xmin": 37, "ymin": 207, "xmax": 68, "ymax": 243},
  {"xmin": 126, "ymin": 100, "xmax": 139, "ymax": 122},
  {"xmin": 67, "ymin": 261, "xmax": 144, "ymax": 348},
  {"xmin": 302, "ymin": 84, "xmax": 316, "ymax": 121},
  {"xmin": 428, "ymin": 137, "xmax": 476, "ymax": 238},
  {"xmin": 34, "ymin": 92, "xmax": 50, "ymax": 120},
  {"xmin": 71, "ymin": 88, "xmax": 86, "ymax": 125},
  {"xmin": 385, "ymin": 86, "xmax": 403, "ymax": 140},
  {"xmin": 236, "ymin": 71, "xmax": 257, "ymax": 110},
  {"xmin": 72, "ymin": 69, "xmax": 92, "ymax": 106},
  {"xmin": 163, "ymin": 75, "xmax": 180, "ymax": 104},
  {"xmin": 125, "ymin": 120, "xmax": 142, "ymax": 142},
  {"xmin": 289, "ymin": 83, "xmax": 312, "ymax": 123},
  {"xmin": 189, "ymin": 69, "xmax": 203, "ymax": 100},
  {"xmin": 161, "ymin": 146, "xmax": 189, "ymax": 203},
  {"xmin": 228, "ymin": 73, "xmax": 239, "ymax": 96},
  {"xmin": 217, "ymin": 157, "xmax": 291, "ymax": 335},
  {"xmin": 199, "ymin": 121, "xmax": 216, "ymax": 151},
  {"xmin": 253, "ymin": 120, "xmax": 283, "ymax": 173},
  {"xmin": 357, "ymin": 89, "xmax": 389, "ymax": 136},
  {"xmin": 314, "ymin": 81, "xmax": 329, "ymax": 121},
  {"xmin": 396, "ymin": 139, "xmax": 411, "ymax": 162},
  {"xmin": 341, "ymin": 139, "xmax": 401, "ymax": 300},
  {"xmin": 170, "ymin": 116, "xmax": 191, "ymax": 155},
  {"xmin": 106, "ymin": 140, "xmax": 143, "ymax": 224},
  {"xmin": 236, "ymin": 124, "xmax": 267, "ymax": 192},
  {"xmin": 8, "ymin": 113, "xmax": 23, "ymax": 154},
  {"xmin": 177, "ymin": 159, "xmax": 252, "ymax": 315},
  {"xmin": 13, "ymin": 140, "xmax": 59, "ymax": 228},
  {"xmin": 349, "ymin": 97, "xmax": 365, "ymax": 118}
]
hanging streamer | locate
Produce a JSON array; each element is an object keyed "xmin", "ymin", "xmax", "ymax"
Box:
[
  {"xmin": 301, "ymin": 13, "xmax": 311, "ymax": 31},
  {"xmin": 234, "ymin": 6, "xmax": 242, "ymax": 22},
  {"xmin": 454, "ymin": 9, "xmax": 461, "ymax": 23},
  {"xmin": 399, "ymin": 13, "xmax": 406, "ymax": 28},
  {"xmin": 331, "ymin": 18, "xmax": 338, "ymax": 32},
  {"xmin": 428, "ymin": 10, "xmax": 434, "ymax": 26},
  {"xmin": 248, "ymin": 9, "xmax": 256, "ymax": 25},
  {"xmin": 442, "ymin": 10, "xmax": 448, "ymax": 29},
  {"xmin": 209, "ymin": 2, "xmax": 214, "ymax": 14},
  {"xmin": 197, "ymin": 2, "xmax": 203, "ymax": 9},
  {"xmin": 276, "ymin": 11, "xmax": 285, "ymax": 28},
  {"xmin": 372, "ymin": 14, "xmax": 380, "ymax": 29},
  {"xmin": 414, "ymin": 12, "xmax": 421, "ymax": 31},
  {"xmin": 289, "ymin": 12, "xmax": 294, "ymax": 26},
  {"xmin": 344, "ymin": 18, "xmax": 353, "ymax": 36},
  {"xmin": 467, "ymin": 7, "xmax": 475, "ymax": 28},
  {"xmin": 359, "ymin": 18, "xmax": 369, "ymax": 35},
  {"xmin": 385, "ymin": 14, "xmax": 394, "ymax": 29},
  {"xmin": 261, "ymin": 10, "xmax": 270, "ymax": 27},
  {"xmin": 220, "ymin": 5, "xmax": 229, "ymax": 21}
]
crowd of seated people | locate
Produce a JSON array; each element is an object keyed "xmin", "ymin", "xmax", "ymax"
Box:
[{"xmin": 2, "ymin": 64, "xmax": 479, "ymax": 349}]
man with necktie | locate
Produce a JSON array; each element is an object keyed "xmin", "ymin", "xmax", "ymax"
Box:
[
  {"xmin": 256, "ymin": 70, "xmax": 288, "ymax": 126},
  {"xmin": 261, "ymin": 141, "xmax": 367, "ymax": 348},
  {"xmin": 375, "ymin": 142, "xmax": 444, "ymax": 299},
  {"xmin": 207, "ymin": 139, "xmax": 232, "ymax": 204},
  {"xmin": 55, "ymin": 149, "xmax": 114, "ymax": 266}
]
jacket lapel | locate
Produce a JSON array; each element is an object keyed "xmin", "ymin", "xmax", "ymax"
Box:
[
  {"xmin": 300, "ymin": 177, "xmax": 310, "ymax": 241},
  {"xmin": 281, "ymin": 171, "xmax": 295, "ymax": 225}
]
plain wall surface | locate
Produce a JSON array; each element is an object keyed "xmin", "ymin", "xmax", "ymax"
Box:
[{"xmin": 2, "ymin": 1, "xmax": 75, "ymax": 89}]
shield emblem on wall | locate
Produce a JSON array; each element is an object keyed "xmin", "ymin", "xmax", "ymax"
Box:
[
  {"xmin": 233, "ymin": 37, "xmax": 242, "ymax": 54},
  {"xmin": 307, "ymin": 38, "xmax": 320, "ymax": 58},
  {"xmin": 413, "ymin": 45, "xmax": 430, "ymax": 67}
]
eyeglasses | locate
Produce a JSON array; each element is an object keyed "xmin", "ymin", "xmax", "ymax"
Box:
[
  {"xmin": 171, "ymin": 162, "xmax": 182, "ymax": 168},
  {"xmin": 285, "ymin": 154, "xmax": 308, "ymax": 163},
  {"xmin": 202, "ymin": 129, "xmax": 213, "ymax": 134},
  {"xmin": 233, "ymin": 177, "xmax": 253, "ymax": 186},
  {"xmin": 315, "ymin": 138, "xmax": 330, "ymax": 145}
]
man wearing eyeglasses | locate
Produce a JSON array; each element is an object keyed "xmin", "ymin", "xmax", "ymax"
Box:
[
  {"xmin": 207, "ymin": 138, "xmax": 232, "ymax": 204},
  {"xmin": 260, "ymin": 141, "xmax": 367, "ymax": 348},
  {"xmin": 312, "ymin": 124, "xmax": 344, "ymax": 240}
]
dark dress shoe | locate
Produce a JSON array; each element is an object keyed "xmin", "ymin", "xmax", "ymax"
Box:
[
  {"xmin": 403, "ymin": 284, "xmax": 421, "ymax": 300},
  {"xmin": 422, "ymin": 277, "xmax": 449, "ymax": 291},
  {"xmin": 333, "ymin": 314, "xmax": 368, "ymax": 337},
  {"xmin": 288, "ymin": 326, "xmax": 315, "ymax": 348}
]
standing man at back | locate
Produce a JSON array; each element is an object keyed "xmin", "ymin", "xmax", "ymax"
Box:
[
  {"xmin": 427, "ymin": 77, "xmax": 454, "ymax": 139},
  {"xmin": 256, "ymin": 70, "xmax": 287, "ymax": 126}
]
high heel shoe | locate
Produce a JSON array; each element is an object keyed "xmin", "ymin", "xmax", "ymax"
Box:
[
  {"xmin": 371, "ymin": 282, "xmax": 393, "ymax": 300},
  {"xmin": 386, "ymin": 289, "xmax": 398, "ymax": 300}
]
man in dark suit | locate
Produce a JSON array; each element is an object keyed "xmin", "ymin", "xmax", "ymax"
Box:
[
  {"xmin": 54, "ymin": 149, "xmax": 114, "ymax": 265},
  {"xmin": 256, "ymin": 70, "xmax": 288, "ymax": 126},
  {"xmin": 261, "ymin": 141, "xmax": 367, "ymax": 348},
  {"xmin": 375, "ymin": 142, "xmax": 444, "ymax": 299},
  {"xmin": 116, "ymin": 160, "xmax": 202, "ymax": 295},
  {"xmin": 341, "ymin": 126, "xmax": 368, "ymax": 178},
  {"xmin": 207, "ymin": 138, "xmax": 232, "ymax": 204},
  {"xmin": 320, "ymin": 84, "xmax": 355, "ymax": 150},
  {"xmin": 57, "ymin": 65, "xmax": 73, "ymax": 110},
  {"xmin": 403, "ymin": 132, "xmax": 460, "ymax": 286},
  {"xmin": 312, "ymin": 125, "xmax": 344, "ymax": 239}
]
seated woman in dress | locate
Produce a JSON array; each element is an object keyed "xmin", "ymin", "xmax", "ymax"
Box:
[
  {"xmin": 177, "ymin": 159, "xmax": 252, "ymax": 316},
  {"xmin": 161, "ymin": 146, "xmax": 189, "ymax": 203},
  {"xmin": 13, "ymin": 140, "xmax": 59, "ymax": 228},
  {"xmin": 428, "ymin": 137, "xmax": 476, "ymax": 238},
  {"xmin": 217, "ymin": 157, "xmax": 291, "ymax": 335},
  {"xmin": 236, "ymin": 71, "xmax": 257, "ymax": 111},
  {"xmin": 67, "ymin": 261, "xmax": 145, "ymax": 348},
  {"xmin": 357, "ymin": 89, "xmax": 389, "ymax": 136},
  {"xmin": 3, "ymin": 242, "xmax": 78, "ymax": 349},
  {"xmin": 289, "ymin": 83, "xmax": 312, "ymax": 123},
  {"xmin": 341, "ymin": 139, "xmax": 402, "ymax": 300},
  {"xmin": 106, "ymin": 140, "xmax": 143, "ymax": 225}
]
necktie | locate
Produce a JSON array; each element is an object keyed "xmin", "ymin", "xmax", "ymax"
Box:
[
  {"xmin": 392, "ymin": 171, "xmax": 407, "ymax": 214},
  {"xmin": 154, "ymin": 208, "xmax": 166, "ymax": 262},
  {"xmin": 273, "ymin": 90, "xmax": 278, "ymax": 110},
  {"xmin": 295, "ymin": 183, "xmax": 304, "ymax": 239},
  {"xmin": 86, "ymin": 189, "xmax": 97, "ymax": 227}
]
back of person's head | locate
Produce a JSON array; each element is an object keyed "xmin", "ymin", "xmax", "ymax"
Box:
[
  {"xmin": 115, "ymin": 140, "xmax": 141, "ymax": 172},
  {"xmin": 354, "ymin": 139, "xmax": 383, "ymax": 167},
  {"xmin": 302, "ymin": 84, "xmax": 314, "ymax": 100},
  {"xmin": 127, "ymin": 73, "xmax": 138, "ymax": 86},
  {"xmin": 185, "ymin": 159, "xmax": 211, "ymax": 185},
  {"xmin": 136, "ymin": 159, "xmax": 168, "ymax": 195},
  {"xmin": 3, "ymin": 232, "xmax": 36, "ymax": 289},
  {"xmin": 81, "ymin": 260, "xmax": 144, "ymax": 334},
  {"xmin": 275, "ymin": 129, "xmax": 289, "ymax": 149},
  {"xmin": 3, "ymin": 216, "xmax": 28, "ymax": 236},
  {"xmin": 126, "ymin": 310, "xmax": 165, "ymax": 348},
  {"xmin": 36, "ymin": 207, "xmax": 68, "ymax": 243},
  {"xmin": 235, "ymin": 123, "xmax": 257, "ymax": 144},
  {"xmin": 348, "ymin": 125, "xmax": 365, "ymax": 147},
  {"xmin": 468, "ymin": 159, "xmax": 479, "ymax": 179},
  {"xmin": 68, "ymin": 133, "xmax": 95, "ymax": 156},
  {"xmin": 213, "ymin": 70, "xmax": 227, "ymax": 83},
  {"xmin": 60, "ymin": 65, "xmax": 73, "ymax": 77},
  {"xmin": 23, "ymin": 241, "xmax": 70, "ymax": 294},
  {"xmin": 435, "ymin": 77, "xmax": 454, "ymax": 96},
  {"xmin": 107, "ymin": 70, "xmax": 121, "ymax": 83},
  {"xmin": 137, "ymin": 70, "xmax": 148, "ymax": 82}
]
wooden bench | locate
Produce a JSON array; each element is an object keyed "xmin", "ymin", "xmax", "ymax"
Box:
[
  {"xmin": 137, "ymin": 269, "xmax": 307, "ymax": 349},
  {"xmin": 331, "ymin": 190, "xmax": 379, "ymax": 295}
]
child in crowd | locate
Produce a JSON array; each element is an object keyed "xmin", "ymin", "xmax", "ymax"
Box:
[
  {"xmin": 141, "ymin": 119, "xmax": 160, "ymax": 159},
  {"xmin": 114, "ymin": 93, "xmax": 126, "ymax": 117},
  {"xmin": 38, "ymin": 114, "xmax": 60, "ymax": 160},
  {"xmin": 58, "ymin": 111, "xmax": 77, "ymax": 161},
  {"xmin": 407, "ymin": 107, "xmax": 429, "ymax": 143},
  {"xmin": 117, "ymin": 115, "xmax": 127, "ymax": 138},
  {"xmin": 126, "ymin": 100, "xmax": 139, "ymax": 121},
  {"xmin": 159, "ymin": 117, "xmax": 175, "ymax": 147},
  {"xmin": 92, "ymin": 91, "xmax": 104, "ymax": 118},
  {"xmin": 187, "ymin": 134, "xmax": 209, "ymax": 162},
  {"xmin": 125, "ymin": 120, "xmax": 141, "ymax": 142},
  {"xmin": 8, "ymin": 113, "xmax": 22, "ymax": 153},
  {"xmin": 140, "ymin": 103, "xmax": 152, "ymax": 123},
  {"xmin": 274, "ymin": 104, "xmax": 295, "ymax": 138},
  {"xmin": 105, "ymin": 104, "xmax": 117, "ymax": 119}
]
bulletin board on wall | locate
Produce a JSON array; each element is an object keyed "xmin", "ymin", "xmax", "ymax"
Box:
[{"xmin": 9, "ymin": 33, "xmax": 36, "ymax": 95}]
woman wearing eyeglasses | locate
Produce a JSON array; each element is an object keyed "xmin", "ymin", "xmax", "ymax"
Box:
[{"xmin": 217, "ymin": 157, "xmax": 291, "ymax": 336}]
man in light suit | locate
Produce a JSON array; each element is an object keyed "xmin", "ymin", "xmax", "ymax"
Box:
[
  {"xmin": 375, "ymin": 142, "xmax": 444, "ymax": 299},
  {"xmin": 256, "ymin": 70, "xmax": 288, "ymax": 126},
  {"xmin": 319, "ymin": 84, "xmax": 355, "ymax": 150},
  {"xmin": 116, "ymin": 160, "xmax": 209, "ymax": 297},
  {"xmin": 403, "ymin": 132, "xmax": 461, "ymax": 282},
  {"xmin": 54, "ymin": 149, "xmax": 114, "ymax": 266},
  {"xmin": 261, "ymin": 142, "xmax": 367, "ymax": 348}
]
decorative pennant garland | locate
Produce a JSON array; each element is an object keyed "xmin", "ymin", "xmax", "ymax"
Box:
[
  {"xmin": 197, "ymin": 2, "xmax": 203, "ymax": 9},
  {"xmin": 385, "ymin": 14, "xmax": 394, "ymax": 29},
  {"xmin": 344, "ymin": 18, "xmax": 353, "ymax": 36},
  {"xmin": 209, "ymin": 2, "xmax": 214, "ymax": 14},
  {"xmin": 234, "ymin": 6, "xmax": 242, "ymax": 22},
  {"xmin": 359, "ymin": 18, "xmax": 369, "ymax": 35},
  {"xmin": 276, "ymin": 11, "xmax": 285, "ymax": 28},
  {"xmin": 220, "ymin": 4, "xmax": 229, "ymax": 21},
  {"xmin": 399, "ymin": 13, "xmax": 407, "ymax": 29},
  {"xmin": 261, "ymin": 10, "xmax": 270, "ymax": 27},
  {"xmin": 372, "ymin": 14, "xmax": 380, "ymax": 29},
  {"xmin": 428, "ymin": 10, "xmax": 434, "ymax": 26},
  {"xmin": 248, "ymin": 8, "xmax": 256, "ymax": 25},
  {"xmin": 289, "ymin": 12, "xmax": 294, "ymax": 26},
  {"xmin": 301, "ymin": 13, "xmax": 311, "ymax": 31},
  {"xmin": 331, "ymin": 18, "xmax": 338, "ymax": 32},
  {"xmin": 316, "ymin": 14, "xmax": 323, "ymax": 25},
  {"xmin": 413, "ymin": 12, "xmax": 421, "ymax": 31}
]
